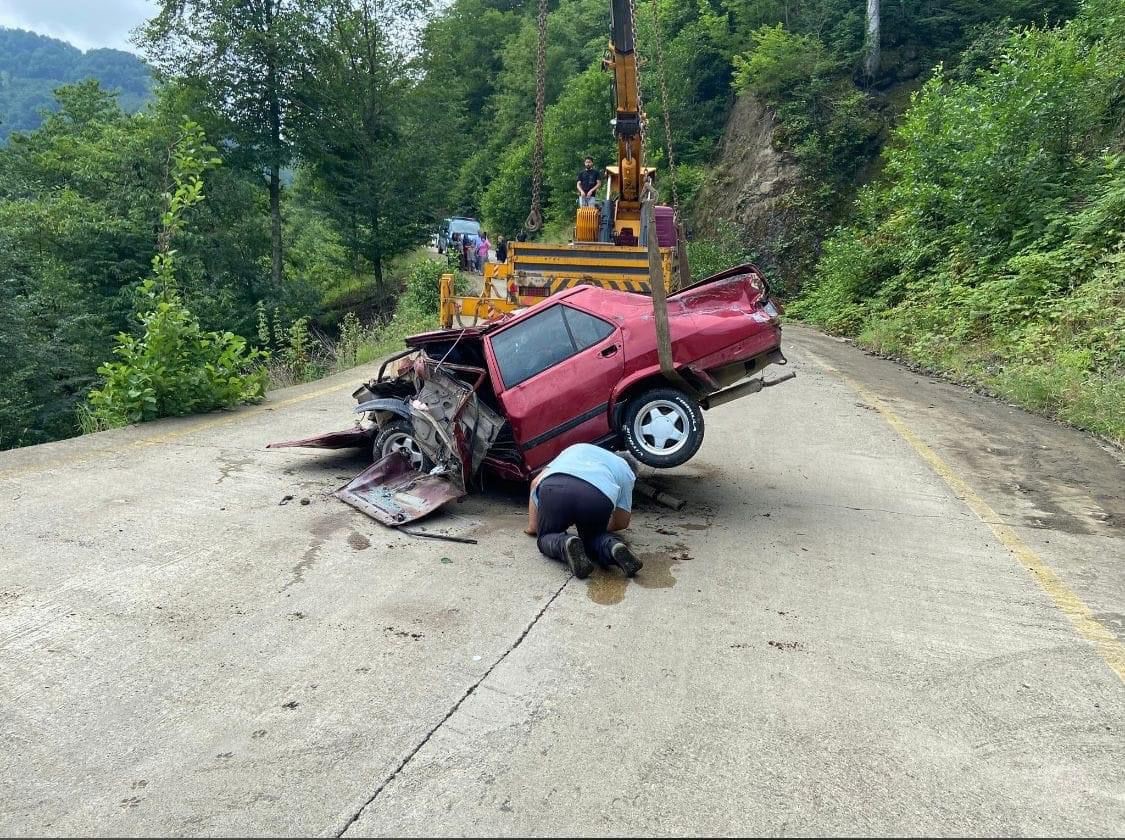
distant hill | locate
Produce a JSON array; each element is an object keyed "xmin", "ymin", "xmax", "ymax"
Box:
[{"xmin": 0, "ymin": 27, "xmax": 152, "ymax": 140}]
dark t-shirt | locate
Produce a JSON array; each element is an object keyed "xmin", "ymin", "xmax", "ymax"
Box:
[{"xmin": 577, "ymin": 168, "xmax": 600, "ymax": 194}]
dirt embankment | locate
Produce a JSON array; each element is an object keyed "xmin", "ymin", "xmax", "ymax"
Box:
[{"xmin": 691, "ymin": 93, "xmax": 800, "ymax": 274}]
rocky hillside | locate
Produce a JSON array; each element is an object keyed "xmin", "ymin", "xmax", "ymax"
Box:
[{"xmin": 691, "ymin": 93, "xmax": 799, "ymax": 286}]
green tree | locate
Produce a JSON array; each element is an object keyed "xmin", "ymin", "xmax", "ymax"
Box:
[
  {"xmin": 140, "ymin": 0, "xmax": 315, "ymax": 291},
  {"xmin": 0, "ymin": 80, "xmax": 272, "ymax": 448},
  {"xmin": 87, "ymin": 120, "xmax": 267, "ymax": 427},
  {"xmin": 543, "ymin": 64, "xmax": 615, "ymax": 225},
  {"xmin": 294, "ymin": 0, "xmax": 433, "ymax": 285}
]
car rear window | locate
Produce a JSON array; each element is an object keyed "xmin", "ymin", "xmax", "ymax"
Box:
[
  {"xmin": 451, "ymin": 219, "xmax": 480, "ymax": 235},
  {"xmin": 491, "ymin": 305, "xmax": 615, "ymax": 389},
  {"xmin": 565, "ymin": 306, "xmax": 615, "ymax": 351}
]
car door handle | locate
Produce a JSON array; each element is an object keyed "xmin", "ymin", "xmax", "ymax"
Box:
[{"xmin": 600, "ymin": 345, "xmax": 619, "ymax": 357}]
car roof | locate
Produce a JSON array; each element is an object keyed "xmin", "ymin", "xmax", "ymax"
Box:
[
  {"xmin": 405, "ymin": 286, "xmax": 630, "ymax": 347},
  {"xmin": 406, "ymin": 265, "xmax": 764, "ymax": 347}
]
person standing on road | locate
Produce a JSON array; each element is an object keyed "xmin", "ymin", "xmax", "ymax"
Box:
[
  {"xmin": 496, "ymin": 235, "xmax": 508, "ymax": 264},
  {"xmin": 576, "ymin": 157, "xmax": 601, "ymax": 208},
  {"xmin": 462, "ymin": 231, "xmax": 477, "ymax": 272},
  {"xmin": 525, "ymin": 443, "xmax": 641, "ymax": 579},
  {"xmin": 476, "ymin": 231, "xmax": 492, "ymax": 271}
]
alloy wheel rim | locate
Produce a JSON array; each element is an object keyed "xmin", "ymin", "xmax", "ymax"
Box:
[
  {"xmin": 633, "ymin": 399, "xmax": 689, "ymax": 456},
  {"xmin": 383, "ymin": 433, "xmax": 425, "ymax": 470}
]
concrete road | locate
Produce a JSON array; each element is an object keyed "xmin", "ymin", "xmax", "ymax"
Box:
[{"xmin": 1, "ymin": 325, "xmax": 1122, "ymax": 837}]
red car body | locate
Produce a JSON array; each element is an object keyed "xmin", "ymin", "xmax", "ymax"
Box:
[
  {"xmin": 421, "ymin": 263, "xmax": 784, "ymax": 472},
  {"xmin": 271, "ymin": 264, "xmax": 793, "ymax": 525}
]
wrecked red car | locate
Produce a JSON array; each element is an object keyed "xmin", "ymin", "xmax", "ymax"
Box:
[{"xmin": 270, "ymin": 264, "xmax": 794, "ymax": 525}]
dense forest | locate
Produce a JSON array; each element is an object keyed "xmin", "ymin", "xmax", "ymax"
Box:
[
  {"xmin": 0, "ymin": 0, "xmax": 1121, "ymax": 451},
  {"xmin": 0, "ymin": 28, "xmax": 152, "ymax": 139}
]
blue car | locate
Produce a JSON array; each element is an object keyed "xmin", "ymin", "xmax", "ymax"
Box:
[{"xmin": 437, "ymin": 216, "xmax": 481, "ymax": 254}]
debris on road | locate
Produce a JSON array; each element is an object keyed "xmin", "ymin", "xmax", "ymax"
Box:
[
  {"xmin": 399, "ymin": 528, "xmax": 479, "ymax": 545},
  {"xmin": 634, "ymin": 480, "xmax": 686, "ymax": 511},
  {"xmin": 767, "ymin": 640, "xmax": 804, "ymax": 651}
]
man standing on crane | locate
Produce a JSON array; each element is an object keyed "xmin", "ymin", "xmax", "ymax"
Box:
[{"xmin": 576, "ymin": 156, "xmax": 602, "ymax": 207}]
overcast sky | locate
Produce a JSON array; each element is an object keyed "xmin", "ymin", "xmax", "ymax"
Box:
[{"xmin": 0, "ymin": 0, "xmax": 156, "ymax": 52}]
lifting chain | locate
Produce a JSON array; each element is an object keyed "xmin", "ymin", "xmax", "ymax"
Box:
[
  {"xmin": 525, "ymin": 0, "xmax": 549, "ymax": 234},
  {"xmin": 628, "ymin": 0, "xmax": 646, "ymax": 146},
  {"xmin": 649, "ymin": 0, "xmax": 679, "ymax": 211}
]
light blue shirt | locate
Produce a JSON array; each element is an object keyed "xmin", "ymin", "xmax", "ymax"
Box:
[{"xmin": 535, "ymin": 444, "xmax": 634, "ymax": 512}]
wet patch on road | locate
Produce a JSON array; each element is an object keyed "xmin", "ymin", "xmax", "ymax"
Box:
[
  {"xmin": 586, "ymin": 544, "xmax": 690, "ymax": 605},
  {"xmin": 281, "ymin": 514, "xmax": 350, "ymax": 591}
]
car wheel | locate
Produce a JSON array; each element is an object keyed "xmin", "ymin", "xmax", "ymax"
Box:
[
  {"xmin": 374, "ymin": 419, "xmax": 431, "ymax": 471},
  {"xmin": 620, "ymin": 387, "xmax": 705, "ymax": 468}
]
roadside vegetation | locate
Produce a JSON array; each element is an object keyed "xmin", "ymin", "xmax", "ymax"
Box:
[
  {"xmin": 792, "ymin": 0, "xmax": 1125, "ymax": 442},
  {"xmin": 261, "ymin": 257, "xmax": 459, "ymax": 388}
]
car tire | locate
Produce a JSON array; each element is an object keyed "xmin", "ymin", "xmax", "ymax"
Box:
[
  {"xmin": 620, "ymin": 387, "xmax": 705, "ymax": 469},
  {"xmin": 374, "ymin": 419, "xmax": 431, "ymax": 471}
]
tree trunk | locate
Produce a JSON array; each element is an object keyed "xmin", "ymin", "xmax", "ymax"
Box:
[
  {"xmin": 864, "ymin": 0, "xmax": 881, "ymax": 79},
  {"xmin": 269, "ymin": 162, "xmax": 282, "ymax": 289},
  {"xmin": 265, "ymin": 0, "xmax": 283, "ymax": 290},
  {"xmin": 370, "ymin": 207, "xmax": 383, "ymax": 287}
]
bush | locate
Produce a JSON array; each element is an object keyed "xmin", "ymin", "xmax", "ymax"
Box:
[
  {"xmin": 686, "ymin": 222, "xmax": 757, "ymax": 282},
  {"xmin": 88, "ymin": 281, "xmax": 268, "ymax": 425},
  {"xmin": 399, "ymin": 257, "xmax": 448, "ymax": 317},
  {"xmin": 795, "ymin": 5, "xmax": 1125, "ymax": 441}
]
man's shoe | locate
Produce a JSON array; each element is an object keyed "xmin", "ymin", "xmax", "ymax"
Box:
[
  {"xmin": 610, "ymin": 542, "xmax": 642, "ymax": 577},
  {"xmin": 563, "ymin": 536, "xmax": 594, "ymax": 579}
]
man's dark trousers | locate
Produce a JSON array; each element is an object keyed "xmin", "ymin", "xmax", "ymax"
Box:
[{"xmin": 536, "ymin": 474, "xmax": 622, "ymax": 566}]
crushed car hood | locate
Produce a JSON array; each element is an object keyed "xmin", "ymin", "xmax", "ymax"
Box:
[
  {"xmin": 335, "ymin": 451, "xmax": 464, "ymax": 526},
  {"xmin": 269, "ymin": 358, "xmax": 505, "ymax": 528}
]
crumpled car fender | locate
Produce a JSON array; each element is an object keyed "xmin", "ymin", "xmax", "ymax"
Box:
[
  {"xmin": 266, "ymin": 427, "xmax": 374, "ymax": 450},
  {"xmin": 353, "ymin": 397, "xmax": 412, "ymax": 419}
]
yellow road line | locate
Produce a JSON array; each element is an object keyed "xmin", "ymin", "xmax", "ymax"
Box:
[
  {"xmin": 0, "ymin": 378, "xmax": 359, "ymax": 483},
  {"xmin": 805, "ymin": 348, "xmax": 1125, "ymax": 683}
]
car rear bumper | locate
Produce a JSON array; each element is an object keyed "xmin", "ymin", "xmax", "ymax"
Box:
[{"xmin": 692, "ymin": 348, "xmax": 795, "ymax": 410}]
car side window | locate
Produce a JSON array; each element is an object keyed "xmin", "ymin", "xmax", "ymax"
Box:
[
  {"xmin": 491, "ymin": 304, "xmax": 617, "ymax": 389},
  {"xmin": 491, "ymin": 306, "xmax": 575, "ymax": 388},
  {"xmin": 563, "ymin": 306, "xmax": 614, "ymax": 352}
]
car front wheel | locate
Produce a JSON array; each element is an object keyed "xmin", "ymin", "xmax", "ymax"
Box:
[
  {"xmin": 374, "ymin": 419, "xmax": 431, "ymax": 471},
  {"xmin": 620, "ymin": 387, "xmax": 705, "ymax": 468}
]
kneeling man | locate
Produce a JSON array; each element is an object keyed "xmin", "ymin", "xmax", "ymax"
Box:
[{"xmin": 525, "ymin": 443, "xmax": 642, "ymax": 579}]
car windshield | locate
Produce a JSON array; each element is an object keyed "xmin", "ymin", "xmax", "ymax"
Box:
[{"xmin": 451, "ymin": 219, "xmax": 480, "ymax": 235}]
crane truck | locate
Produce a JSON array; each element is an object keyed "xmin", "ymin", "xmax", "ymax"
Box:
[{"xmin": 439, "ymin": 0, "xmax": 684, "ymax": 328}]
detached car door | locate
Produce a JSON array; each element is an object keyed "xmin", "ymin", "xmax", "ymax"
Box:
[{"xmin": 486, "ymin": 302, "xmax": 624, "ymax": 470}]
